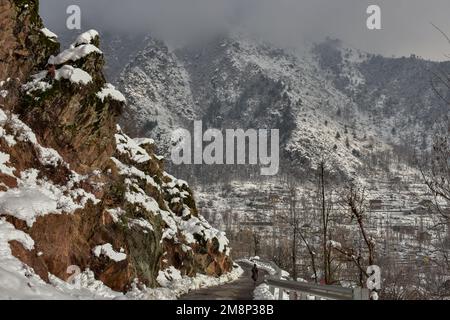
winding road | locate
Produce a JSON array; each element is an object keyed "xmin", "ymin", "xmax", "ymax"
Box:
[{"xmin": 181, "ymin": 263, "xmax": 267, "ymax": 300}]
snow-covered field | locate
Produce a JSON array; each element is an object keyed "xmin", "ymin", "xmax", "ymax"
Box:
[{"xmin": 194, "ymin": 172, "xmax": 447, "ymax": 292}]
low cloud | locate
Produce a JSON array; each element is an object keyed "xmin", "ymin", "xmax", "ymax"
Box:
[{"xmin": 40, "ymin": 0, "xmax": 450, "ymax": 60}]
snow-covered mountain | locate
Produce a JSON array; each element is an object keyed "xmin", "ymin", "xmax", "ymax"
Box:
[
  {"xmin": 113, "ymin": 35, "xmax": 449, "ymax": 278},
  {"xmin": 118, "ymin": 33, "xmax": 434, "ymax": 179},
  {"xmin": 118, "ymin": 37, "xmax": 197, "ymax": 148},
  {"xmin": 313, "ymin": 39, "xmax": 450, "ymax": 149}
]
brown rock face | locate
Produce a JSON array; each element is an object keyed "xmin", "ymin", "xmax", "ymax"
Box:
[
  {"xmin": 18, "ymin": 72, "xmax": 121, "ymax": 174},
  {"xmin": 9, "ymin": 240, "xmax": 49, "ymax": 282},
  {"xmin": 14, "ymin": 31, "xmax": 119, "ymax": 173},
  {"xmin": 0, "ymin": 0, "xmax": 59, "ymax": 110},
  {"xmin": 20, "ymin": 205, "xmax": 135, "ymax": 291},
  {"xmin": 0, "ymin": 0, "xmax": 233, "ymax": 293}
]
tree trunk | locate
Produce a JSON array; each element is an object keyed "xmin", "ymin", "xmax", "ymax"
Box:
[{"xmin": 320, "ymin": 162, "xmax": 330, "ymax": 284}]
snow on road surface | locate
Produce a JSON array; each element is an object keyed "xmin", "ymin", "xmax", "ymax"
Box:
[{"xmin": 181, "ymin": 263, "xmax": 263, "ymax": 300}]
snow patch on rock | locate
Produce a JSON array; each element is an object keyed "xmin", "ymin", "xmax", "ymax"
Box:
[
  {"xmin": 72, "ymin": 29, "xmax": 99, "ymax": 47},
  {"xmin": 40, "ymin": 28, "xmax": 58, "ymax": 39},
  {"xmin": 48, "ymin": 44, "xmax": 102, "ymax": 66},
  {"xmin": 0, "ymin": 220, "xmax": 124, "ymax": 300},
  {"xmin": 0, "ymin": 109, "xmax": 100, "ymax": 226},
  {"xmin": 55, "ymin": 65, "xmax": 92, "ymax": 85},
  {"xmin": 97, "ymin": 83, "xmax": 126, "ymax": 103},
  {"xmin": 93, "ymin": 244, "xmax": 127, "ymax": 262},
  {"xmin": 0, "ymin": 188, "xmax": 58, "ymax": 227},
  {"xmin": 0, "ymin": 152, "xmax": 15, "ymax": 176},
  {"xmin": 22, "ymin": 71, "xmax": 52, "ymax": 94}
]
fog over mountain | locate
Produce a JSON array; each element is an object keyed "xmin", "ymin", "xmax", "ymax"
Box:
[
  {"xmin": 40, "ymin": 0, "xmax": 450, "ymax": 61},
  {"xmin": 1, "ymin": 0, "xmax": 449, "ymax": 301}
]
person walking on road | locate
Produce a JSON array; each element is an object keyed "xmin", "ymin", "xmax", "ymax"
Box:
[{"xmin": 251, "ymin": 264, "xmax": 259, "ymax": 285}]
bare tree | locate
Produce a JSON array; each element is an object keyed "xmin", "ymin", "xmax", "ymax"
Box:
[
  {"xmin": 298, "ymin": 210, "xmax": 319, "ymax": 283},
  {"xmin": 279, "ymin": 179, "xmax": 319, "ymax": 282},
  {"xmin": 412, "ymin": 26, "xmax": 450, "ymax": 298},
  {"xmin": 420, "ymin": 123, "xmax": 450, "ymax": 223},
  {"xmin": 289, "ymin": 183, "xmax": 299, "ymax": 281},
  {"xmin": 317, "ymin": 160, "xmax": 334, "ymax": 284},
  {"xmin": 278, "ymin": 179, "xmax": 300, "ymax": 281},
  {"xmin": 328, "ymin": 184, "xmax": 376, "ymax": 290},
  {"xmin": 423, "ymin": 24, "xmax": 450, "ymax": 221},
  {"xmin": 252, "ymin": 231, "xmax": 261, "ymax": 257},
  {"xmin": 342, "ymin": 184, "xmax": 375, "ymax": 266}
]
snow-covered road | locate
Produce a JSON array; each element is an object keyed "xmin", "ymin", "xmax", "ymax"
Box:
[{"xmin": 180, "ymin": 263, "xmax": 267, "ymax": 300}]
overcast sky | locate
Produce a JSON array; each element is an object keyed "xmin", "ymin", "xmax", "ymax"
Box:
[{"xmin": 40, "ymin": 0, "xmax": 450, "ymax": 61}]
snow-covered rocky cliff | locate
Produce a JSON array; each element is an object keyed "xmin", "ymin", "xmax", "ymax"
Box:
[{"xmin": 0, "ymin": 0, "xmax": 234, "ymax": 299}]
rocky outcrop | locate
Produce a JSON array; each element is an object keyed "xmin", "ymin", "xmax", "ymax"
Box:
[
  {"xmin": 0, "ymin": 0, "xmax": 232, "ymax": 293},
  {"xmin": 0, "ymin": 0, "xmax": 59, "ymax": 111}
]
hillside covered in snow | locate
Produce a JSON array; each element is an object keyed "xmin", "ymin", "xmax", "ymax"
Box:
[
  {"xmin": 116, "ymin": 32, "xmax": 449, "ymax": 181},
  {"xmin": 110, "ymin": 27, "xmax": 450, "ymax": 299}
]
